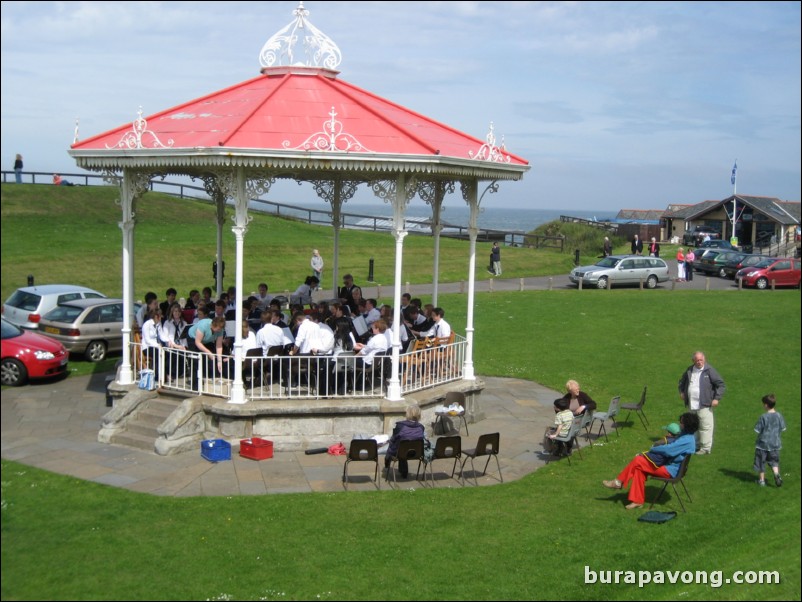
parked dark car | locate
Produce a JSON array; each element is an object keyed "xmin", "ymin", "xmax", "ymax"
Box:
[
  {"xmin": 721, "ymin": 254, "xmax": 772, "ymax": 279},
  {"xmin": 694, "ymin": 250, "xmax": 745, "ymax": 278},
  {"xmin": 735, "ymin": 258, "xmax": 801, "ymax": 289},
  {"xmin": 698, "ymin": 239, "xmax": 738, "ymax": 251},
  {"xmin": 683, "ymin": 226, "xmax": 721, "ymax": 246},
  {"xmin": 1, "ymin": 317, "xmax": 69, "ymax": 386}
]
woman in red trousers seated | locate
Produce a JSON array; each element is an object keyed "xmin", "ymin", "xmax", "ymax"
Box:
[{"xmin": 602, "ymin": 412, "xmax": 699, "ymax": 510}]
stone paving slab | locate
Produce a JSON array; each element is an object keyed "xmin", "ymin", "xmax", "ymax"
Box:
[{"xmin": 2, "ymin": 372, "xmax": 562, "ymax": 497}]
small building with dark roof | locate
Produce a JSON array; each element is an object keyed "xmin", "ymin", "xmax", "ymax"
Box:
[{"xmin": 662, "ymin": 195, "xmax": 800, "ymax": 248}]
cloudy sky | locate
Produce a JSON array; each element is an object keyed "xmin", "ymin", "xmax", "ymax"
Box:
[{"xmin": 1, "ymin": 1, "xmax": 799, "ymax": 212}]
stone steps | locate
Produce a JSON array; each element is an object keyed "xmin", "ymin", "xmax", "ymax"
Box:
[{"xmin": 109, "ymin": 395, "xmax": 183, "ymax": 452}]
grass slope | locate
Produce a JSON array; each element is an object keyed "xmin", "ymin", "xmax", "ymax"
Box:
[{"xmin": 1, "ymin": 184, "xmax": 580, "ymax": 302}]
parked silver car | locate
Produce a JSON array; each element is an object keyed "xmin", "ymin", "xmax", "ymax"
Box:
[
  {"xmin": 2, "ymin": 284, "xmax": 105, "ymax": 330},
  {"xmin": 569, "ymin": 255, "xmax": 671, "ymax": 289},
  {"xmin": 37, "ymin": 298, "xmax": 127, "ymax": 362}
]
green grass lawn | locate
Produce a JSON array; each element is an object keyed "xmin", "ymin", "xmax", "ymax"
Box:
[{"xmin": 1, "ymin": 184, "xmax": 800, "ymax": 600}]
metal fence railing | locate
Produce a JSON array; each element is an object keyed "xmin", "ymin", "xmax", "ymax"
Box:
[{"xmin": 130, "ymin": 335, "xmax": 466, "ymax": 400}]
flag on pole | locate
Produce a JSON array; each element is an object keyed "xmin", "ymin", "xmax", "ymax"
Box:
[{"xmin": 731, "ymin": 161, "xmax": 737, "ymax": 186}]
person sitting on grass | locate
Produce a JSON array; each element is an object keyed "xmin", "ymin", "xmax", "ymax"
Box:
[
  {"xmin": 602, "ymin": 412, "xmax": 699, "ymax": 510},
  {"xmin": 52, "ymin": 173, "xmax": 75, "ymax": 186}
]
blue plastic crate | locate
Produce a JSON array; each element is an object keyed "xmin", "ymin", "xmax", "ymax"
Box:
[{"xmin": 201, "ymin": 439, "xmax": 231, "ymax": 463}]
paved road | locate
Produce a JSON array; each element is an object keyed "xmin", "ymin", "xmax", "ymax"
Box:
[{"xmin": 323, "ymin": 270, "xmax": 741, "ymax": 300}]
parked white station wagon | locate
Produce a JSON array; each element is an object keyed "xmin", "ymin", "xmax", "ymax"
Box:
[{"xmin": 569, "ymin": 255, "xmax": 671, "ymax": 289}]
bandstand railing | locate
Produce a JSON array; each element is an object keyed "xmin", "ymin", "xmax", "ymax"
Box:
[{"xmin": 130, "ymin": 335, "xmax": 466, "ymax": 400}]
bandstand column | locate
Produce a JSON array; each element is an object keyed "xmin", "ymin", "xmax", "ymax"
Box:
[
  {"xmin": 117, "ymin": 170, "xmax": 136, "ymax": 385},
  {"xmin": 462, "ymin": 181, "xmax": 479, "ymax": 380},
  {"xmin": 215, "ymin": 194, "xmax": 226, "ymax": 298},
  {"xmin": 386, "ymin": 174, "xmax": 412, "ymax": 401}
]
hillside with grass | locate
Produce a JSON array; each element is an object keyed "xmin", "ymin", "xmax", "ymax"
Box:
[{"xmin": 1, "ymin": 184, "xmax": 589, "ymax": 301}]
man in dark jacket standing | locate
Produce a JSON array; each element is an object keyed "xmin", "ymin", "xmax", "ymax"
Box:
[
  {"xmin": 491, "ymin": 242, "xmax": 502, "ymax": 276},
  {"xmin": 678, "ymin": 351, "xmax": 726, "ymax": 455},
  {"xmin": 631, "ymin": 234, "xmax": 643, "ymax": 255}
]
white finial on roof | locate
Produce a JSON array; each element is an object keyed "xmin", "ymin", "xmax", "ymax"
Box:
[
  {"xmin": 469, "ymin": 122, "xmax": 511, "ymax": 163},
  {"xmin": 105, "ymin": 107, "xmax": 174, "ymax": 150},
  {"xmin": 259, "ymin": 2, "xmax": 342, "ymax": 71}
]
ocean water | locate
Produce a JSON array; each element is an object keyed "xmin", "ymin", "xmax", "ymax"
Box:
[{"xmin": 254, "ymin": 200, "xmax": 616, "ymax": 234}]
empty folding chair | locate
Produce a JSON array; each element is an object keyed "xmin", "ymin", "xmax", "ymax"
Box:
[
  {"xmin": 460, "ymin": 432, "xmax": 502, "ymax": 486},
  {"xmin": 593, "ymin": 396, "xmax": 621, "ymax": 442},
  {"xmin": 621, "ymin": 385, "xmax": 649, "ymax": 428},
  {"xmin": 342, "ymin": 439, "xmax": 380, "ymax": 490}
]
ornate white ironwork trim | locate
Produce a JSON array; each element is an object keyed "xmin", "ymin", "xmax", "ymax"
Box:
[
  {"xmin": 283, "ymin": 107, "xmax": 372, "ymax": 152},
  {"xmin": 469, "ymin": 122, "xmax": 511, "ymax": 163},
  {"xmin": 105, "ymin": 107, "xmax": 174, "ymax": 150},
  {"xmin": 259, "ymin": 1, "xmax": 342, "ymax": 70}
]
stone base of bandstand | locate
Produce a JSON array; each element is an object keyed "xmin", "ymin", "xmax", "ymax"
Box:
[
  {"xmin": 102, "ymin": 376, "xmax": 485, "ymax": 455},
  {"xmin": 199, "ymin": 380, "xmax": 485, "ymax": 453}
]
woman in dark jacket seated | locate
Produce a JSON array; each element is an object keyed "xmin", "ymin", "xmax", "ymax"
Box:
[
  {"xmin": 556, "ymin": 379, "xmax": 597, "ymax": 453},
  {"xmin": 558, "ymin": 379, "xmax": 597, "ymax": 416},
  {"xmin": 385, "ymin": 404, "xmax": 425, "ymax": 478}
]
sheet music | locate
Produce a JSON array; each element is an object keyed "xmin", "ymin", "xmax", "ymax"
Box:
[
  {"xmin": 224, "ymin": 321, "xmax": 236, "ymax": 338},
  {"xmin": 352, "ymin": 315, "xmax": 368, "ymax": 336},
  {"xmin": 282, "ymin": 327, "xmax": 295, "ymax": 345}
]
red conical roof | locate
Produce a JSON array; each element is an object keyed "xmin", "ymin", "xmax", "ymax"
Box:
[{"xmin": 72, "ymin": 67, "xmax": 527, "ymax": 168}]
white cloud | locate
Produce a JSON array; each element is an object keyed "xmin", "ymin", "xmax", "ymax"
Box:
[{"xmin": 2, "ymin": 0, "xmax": 799, "ymax": 210}]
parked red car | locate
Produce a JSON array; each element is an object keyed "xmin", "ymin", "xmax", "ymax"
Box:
[
  {"xmin": 1, "ymin": 317, "xmax": 69, "ymax": 386},
  {"xmin": 735, "ymin": 258, "xmax": 801, "ymax": 289}
]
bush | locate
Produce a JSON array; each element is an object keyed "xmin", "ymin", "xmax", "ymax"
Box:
[{"xmin": 529, "ymin": 220, "xmax": 624, "ymax": 255}]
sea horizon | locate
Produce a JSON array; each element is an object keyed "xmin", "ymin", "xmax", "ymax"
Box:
[{"xmin": 253, "ymin": 199, "xmax": 617, "ymax": 235}]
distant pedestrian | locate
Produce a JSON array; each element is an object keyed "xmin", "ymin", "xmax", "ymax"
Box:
[
  {"xmin": 603, "ymin": 237, "xmax": 612, "ymax": 257},
  {"xmin": 311, "ymin": 249, "xmax": 324, "ymax": 288},
  {"xmin": 754, "ymin": 394, "xmax": 785, "ymax": 487},
  {"xmin": 631, "ymin": 234, "xmax": 643, "ymax": 255},
  {"xmin": 648, "ymin": 237, "xmax": 660, "ymax": 257},
  {"xmin": 13, "ymin": 154, "xmax": 23, "ymax": 183},
  {"xmin": 685, "ymin": 249, "xmax": 695, "ymax": 282},
  {"xmin": 491, "ymin": 242, "xmax": 502, "ymax": 276},
  {"xmin": 676, "ymin": 247, "xmax": 686, "ymax": 282}
]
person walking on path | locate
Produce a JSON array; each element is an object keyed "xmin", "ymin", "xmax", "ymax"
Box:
[
  {"xmin": 13, "ymin": 154, "xmax": 23, "ymax": 183},
  {"xmin": 311, "ymin": 249, "xmax": 324, "ymax": 289},
  {"xmin": 491, "ymin": 242, "xmax": 502, "ymax": 276},
  {"xmin": 678, "ymin": 350, "xmax": 726, "ymax": 455},
  {"xmin": 603, "ymin": 236, "xmax": 613, "ymax": 257}
]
